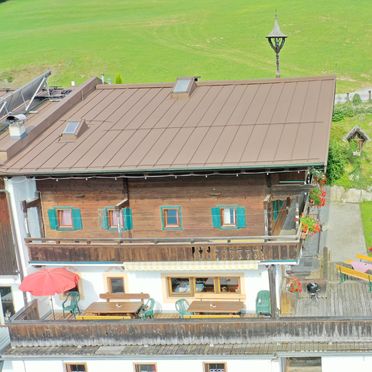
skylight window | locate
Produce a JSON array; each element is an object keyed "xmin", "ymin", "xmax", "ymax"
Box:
[
  {"xmin": 172, "ymin": 77, "xmax": 198, "ymax": 96},
  {"xmin": 63, "ymin": 120, "xmax": 80, "ymax": 135},
  {"xmin": 60, "ymin": 119, "xmax": 87, "ymax": 141}
]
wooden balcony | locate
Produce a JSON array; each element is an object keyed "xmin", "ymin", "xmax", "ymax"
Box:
[{"xmin": 26, "ymin": 233, "xmax": 302, "ymax": 263}]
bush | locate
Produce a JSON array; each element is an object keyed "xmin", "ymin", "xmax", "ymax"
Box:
[
  {"xmin": 115, "ymin": 74, "xmax": 123, "ymax": 84},
  {"xmin": 326, "ymin": 141, "xmax": 348, "ymax": 185},
  {"xmin": 352, "ymin": 93, "xmax": 362, "ymax": 105},
  {"xmin": 332, "ymin": 109, "xmax": 344, "ymax": 122}
]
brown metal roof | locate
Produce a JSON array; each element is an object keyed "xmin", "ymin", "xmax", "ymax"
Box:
[{"xmin": 0, "ymin": 76, "xmax": 335, "ymax": 175}]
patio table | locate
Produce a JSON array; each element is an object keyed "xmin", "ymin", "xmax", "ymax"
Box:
[
  {"xmin": 187, "ymin": 300, "xmax": 245, "ymax": 314},
  {"xmin": 83, "ymin": 301, "xmax": 142, "ymax": 317},
  {"xmin": 350, "ymin": 261, "xmax": 372, "ymax": 273}
]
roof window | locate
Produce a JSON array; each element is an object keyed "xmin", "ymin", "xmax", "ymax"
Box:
[
  {"xmin": 172, "ymin": 77, "xmax": 198, "ymax": 96},
  {"xmin": 61, "ymin": 119, "xmax": 87, "ymax": 141}
]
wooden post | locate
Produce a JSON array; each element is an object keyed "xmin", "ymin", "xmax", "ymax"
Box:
[
  {"xmin": 295, "ymin": 196, "xmax": 300, "ymax": 230},
  {"xmin": 268, "ymin": 264, "xmax": 278, "ymax": 318},
  {"xmin": 369, "ymin": 90, "xmax": 371, "ymax": 102}
]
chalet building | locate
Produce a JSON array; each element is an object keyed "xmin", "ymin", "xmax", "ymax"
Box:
[{"xmin": 1, "ymin": 73, "xmax": 362, "ymax": 372}]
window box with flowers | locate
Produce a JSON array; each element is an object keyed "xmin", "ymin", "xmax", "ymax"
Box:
[
  {"xmin": 288, "ymin": 277, "xmax": 302, "ymax": 297},
  {"xmin": 309, "ymin": 187, "xmax": 326, "ymax": 207},
  {"xmin": 300, "ymin": 215, "xmax": 321, "ymax": 239}
]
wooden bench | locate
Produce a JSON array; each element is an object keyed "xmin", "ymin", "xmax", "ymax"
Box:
[
  {"xmin": 184, "ymin": 314, "xmax": 241, "ymax": 319},
  {"xmin": 76, "ymin": 315, "xmax": 131, "ymax": 320},
  {"xmin": 336, "ymin": 264, "xmax": 372, "ymax": 291},
  {"xmin": 356, "ymin": 253, "xmax": 372, "ymax": 263},
  {"xmin": 99, "ymin": 292, "xmax": 150, "ymax": 304}
]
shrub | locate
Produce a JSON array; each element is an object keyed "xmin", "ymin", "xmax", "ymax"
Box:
[
  {"xmin": 352, "ymin": 93, "xmax": 362, "ymax": 105},
  {"xmin": 326, "ymin": 141, "xmax": 347, "ymax": 185},
  {"xmin": 332, "ymin": 109, "xmax": 344, "ymax": 122},
  {"xmin": 115, "ymin": 74, "xmax": 123, "ymax": 84}
]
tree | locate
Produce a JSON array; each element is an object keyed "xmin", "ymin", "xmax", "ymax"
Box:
[
  {"xmin": 326, "ymin": 141, "xmax": 347, "ymax": 185},
  {"xmin": 115, "ymin": 74, "xmax": 123, "ymax": 84}
]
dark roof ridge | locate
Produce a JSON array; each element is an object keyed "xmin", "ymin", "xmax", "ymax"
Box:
[{"xmin": 97, "ymin": 75, "xmax": 336, "ymax": 90}]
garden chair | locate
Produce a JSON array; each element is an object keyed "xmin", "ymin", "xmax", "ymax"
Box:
[
  {"xmin": 138, "ymin": 298, "xmax": 155, "ymax": 319},
  {"xmin": 62, "ymin": 291, "xmax": 80, "ymax": 318},
  {"xmin": 175, "ymin": 298, "xmax": 192, "ymax": 318}
]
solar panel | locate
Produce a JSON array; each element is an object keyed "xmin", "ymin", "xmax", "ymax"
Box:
[{"xmin": 0, "ymin": 70, "xmax": 51, "ymax": 120}]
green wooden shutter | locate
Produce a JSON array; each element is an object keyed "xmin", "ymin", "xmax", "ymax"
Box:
[
  {"xmin": 123, "ymin": 208, "xmax": 133, "ymax": 231},
  {"xmin": 71, "ymin": 208, "xmax": 82, "ymax": 230},
  {"xmin": 211, "ymin": 207, "xmax": 221, "ymax": 229},
  {"xmin": 101, "ymin": 208, "xmax": 109, "ymax": 230},
  {"xmin": 47, "ymin": 208, "xmax": 58, "ymax": 230},
  {"xmin": 236, "ymin": 207, "xmax": 246, "ymax": 229}
]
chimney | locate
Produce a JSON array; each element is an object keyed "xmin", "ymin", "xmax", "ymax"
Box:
[{"xmin": 7, "ymin": 114, "xmax": 27, "ymax": 139}]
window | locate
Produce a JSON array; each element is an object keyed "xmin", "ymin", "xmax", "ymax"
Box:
[
  {"xmin": 161, "ymin": 206, "xmax": 182, "ymax": 230},
  {"xmin": 101, "ymin": 207, "xmax": 133, "ymax": 231},
  {"xmin": 134, "ymin": 364, "xmax": 156, "ymax": 372},
  {"xmin": 107, "ymin": 277, "xmax": 125, "ymax": 293},
  {"xmin": 167, "ymin": 276, "xmax": 241, "ymax": 297},
  {"xmin": 0, "ymin": 287, "xmax": 15, "ymax": 320},
  {"xmin": 61, "ymin": 119, "xmax": 87, "ymax": 140},
  {"xmin": 211, "ymin": 206, "xmax": 246, "ymax": 229},
  {"xmin": 63, "ymin": 120, "xmax": 80, "ymax": 135},
  {"xmin": 65, "ymin": 364, "xmax": 87, "ymax": 372},
  {"xmin": 48, "ymin": 207, "xmax": 82, "ymax": 231},
  {"xmin": 220, "ymin": 207, "xmax": 236, "ymax": 226},
  {"xmin": 172, "ymin": 77, "xmax": 197, "ymax": 94},
  {"xmin": 204, "ymin": 363, "xmax": 226, "ymax": 372},
  {"xmin": 169, "ymin": 277, "xmax": 191, "ymax": 296},
  {"xmin": 108, "ymin": 209, "xmax": 124, "ymax": 228},
  {"xmin": 219, "ymin": 277, "xmax": 239, "ymax": 293},
  {"xmin": 57, "ymin": 208, "xmax": 73, "ymax": 228},
  {"xmin": 195, "ymin": 277, "xmax": 215, "ymax": 293}
]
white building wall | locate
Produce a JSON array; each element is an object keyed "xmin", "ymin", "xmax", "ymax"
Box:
[
  {"xmin": 5, "ymin": 357, "xmax": 281, "ymax": 372},
  {"xmin": 322, "ymin": 356, "xmax": 372, "ymax": 372},
  {"xmin": 49, "ymin": 266, "xmax": 270, "ymax": 314},
  {"xmin": 0, "ymin": 277, "xmax": 24, "ymax": 313}
]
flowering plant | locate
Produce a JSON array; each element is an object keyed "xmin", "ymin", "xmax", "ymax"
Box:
[
  {"xmin": 300, "ymin": 215, "xmax": 321, "ymax": 235},
  {"xmin": 310, "ymin": 169, "xmax": 327, "ymax": 186},
  {"xmin": 309, "ymin": 187, "xmax": 326, "ymax": 207},
  {"xmin": 288, "ymin": 277, "xmax": 302, "ymax": 294}
]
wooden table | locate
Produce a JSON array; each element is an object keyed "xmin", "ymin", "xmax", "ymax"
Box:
[
  {"xmin": 188, "ymin": 300, "xmax": 245, "ymax": 314},
  {"xmin": 84, "ymin": 301, "xmax": 143, "ymax": 317}
]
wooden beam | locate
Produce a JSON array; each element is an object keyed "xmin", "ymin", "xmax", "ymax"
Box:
[{"xmin": 268, "ymin": 265, "xmax": 277, "ymax": 318}]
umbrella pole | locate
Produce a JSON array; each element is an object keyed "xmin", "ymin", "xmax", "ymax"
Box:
[{"xmin": 50, "ymin": 296, "xmax": 55, "ymax": 320}]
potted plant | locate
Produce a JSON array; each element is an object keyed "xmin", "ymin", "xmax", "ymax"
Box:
[
  {"xmin": 310, "ymin": 168, "xmax": 327, "ymax": 186},
  {"xmin": 300, "ymin": 215, "xmax": 321, "ymax": 237},
  {"xmin": 309, "ymin": 187, "xmax": 326, "ymax": 207},
  {"xmin": 288, "ymin": 277, "xmax": 302, "ymax": 295}
]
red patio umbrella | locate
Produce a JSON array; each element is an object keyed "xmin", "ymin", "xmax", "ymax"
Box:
[{"xmin": 19, "ymin": 268, "xmax": 79, "ymax": 319}]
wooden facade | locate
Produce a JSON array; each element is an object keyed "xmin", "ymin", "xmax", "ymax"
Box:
[
  {"xmin": 0, "ymin": 182, "xmax": 18, "ymax": 275},
  {"xmin": 37, "ymin": 176, "xmax": 268, "ymax": 239}
]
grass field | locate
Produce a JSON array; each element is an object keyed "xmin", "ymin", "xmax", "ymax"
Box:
[
  {"xmin": 361, "ymin": 202, "xmax": 372, "ymax": 248},
  {"xmin": 0, "ymin": 0, "xmax": 371, "ymax": 91}
]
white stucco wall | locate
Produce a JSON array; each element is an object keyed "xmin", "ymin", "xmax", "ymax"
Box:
[
  {"xmin": 50, "ymin": 266, "xmax": 270, "ymax": 314},
  {"xmin": 0, "ymin": 277, "xmax": 24, "ymax": 313},
  {"xmin": 5, "ymin": 357, "xmax": 281, "ymax": 372},
  {"xmin": 322, "ymin": 356, "xmax": 372, "ymax": 372}
]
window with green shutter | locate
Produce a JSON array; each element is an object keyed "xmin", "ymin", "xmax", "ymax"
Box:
[
  {"xmin": 101, "ymin": 207, "xmax": 133, "ymax": 231},
  {"xmin": 47, "ymin": 207, "xmax": 82, "ymax": 231},
  {"xmin": 211, "ymin": 206, "xmax": 246, "ymax": 230}
]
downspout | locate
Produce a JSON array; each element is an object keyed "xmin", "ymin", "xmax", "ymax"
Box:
[{"xmin": 1, "ymin": 186, "xmax": 27, "ymax": 305}]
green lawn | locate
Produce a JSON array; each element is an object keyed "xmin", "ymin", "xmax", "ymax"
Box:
[
  {"xmin": 0, "ymin": 0, "xmax": 371, "ymax": 91},
  {"xmin": 361, "ymin": 201, "xmax": 372, "ymax": 249},
  {"xmin": 331, "ymin": 111, "xmax": 372, "ymax": 190}
]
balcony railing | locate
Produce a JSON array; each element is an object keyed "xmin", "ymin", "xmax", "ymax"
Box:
[{"xmin": 26, "ymin": 231, "xmax": 302, "ymax": 263}]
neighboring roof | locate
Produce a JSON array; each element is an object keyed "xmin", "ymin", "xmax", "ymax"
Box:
[
  {"xmin": 3, "ymin": 342, "xmax": 372, "ymax": 359},
  {"xmin": 344, "ymin": 126, "xmax": 370, "ymax": 142},
  {"xmin": 0, "ymin": 75, "xmax": 336, "ymax": 176}
]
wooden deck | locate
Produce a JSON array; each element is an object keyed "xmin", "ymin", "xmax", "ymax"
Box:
[{"xmin": 293, "ymin": 262, "xmax": 372, "ymax": 317}]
